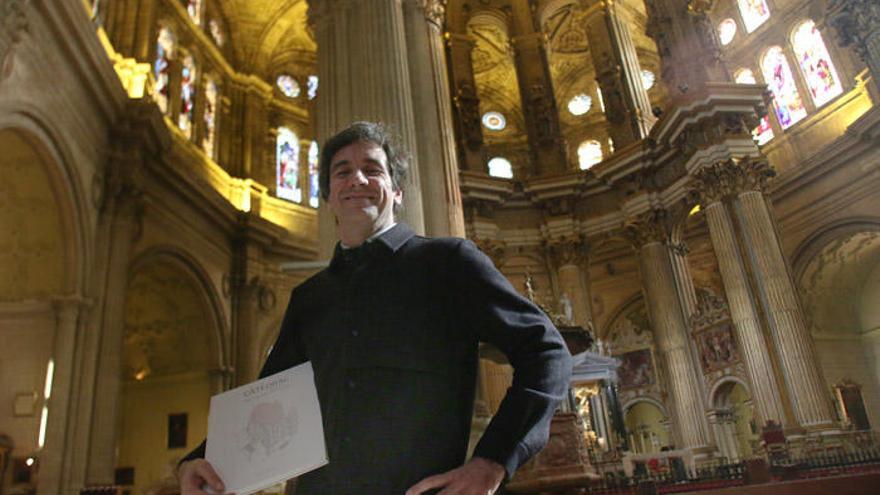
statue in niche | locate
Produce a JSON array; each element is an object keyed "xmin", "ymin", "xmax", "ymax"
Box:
[{"xmin": 558, "ymin": 293, "xmax": 574, "ymax": 325}]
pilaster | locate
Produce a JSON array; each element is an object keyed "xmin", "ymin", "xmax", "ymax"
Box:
[{"xmin": 447, "ymin": 32, "xmax": 486, "ymax": 173}]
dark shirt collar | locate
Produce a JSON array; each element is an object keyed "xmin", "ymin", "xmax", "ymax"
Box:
[{"xmin": 329, "ymin": 223, "xmax": 415, "ymax": 271}]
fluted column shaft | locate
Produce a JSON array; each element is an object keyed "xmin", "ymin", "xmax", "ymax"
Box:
[
  {"xmin": 639, "ymin": 240, "xmax": 711, "ymax": 449},
  {"xmin": 583, "ymin": 0, "xmax": 655, "ymax": 146},
  {"xmin": 310, "ymin": 0, "xmax": 426, "ymax": 256},
  {"xmin": 403, "ymin": 0, "xmax": 466, "ymax": 237},
  {"xmin": 734, "ymin": 190, "xmax": 834, "ymax": 428},
  {"xmin": 703, "ymin": 201, "xmax": 787, "ymax": 425}
]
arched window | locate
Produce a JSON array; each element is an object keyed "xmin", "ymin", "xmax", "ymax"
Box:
[
  {"xmin": 792, "ymin": 20, "xmax": 843, "ymax": 108},
  {"xmin": 153, "ymin": 27, "xmax": 176, "ymax": 114},
  {"xmin": 567, "ymin": 94, "xmax": 592, "ymax": 116},
  {"xmin": 178, "ymin": 53, "xmax": 197, "ymax": 139},
  {"xmin": 761, "ymin": 47, "xmax": 807, "ymax": 130},
  {"xmin": 202, "ymin": 77, "xmax": 218, "ymax": 159},
  {"xmin": 641, "ymin": 70, "xmax": 656, "ymax": 91},
  {"xmin": 718, "ymin": 18, "xmax": 737, "ymax": 45},
  {"xmin": 487, "ymin": 157, "xmax": 513, "ymax": 178},
  {"xmin": 186, "ymin": 0, "xmax": 202, "ymax": 25},
  {"xmin": 276, "ymin": 128, "xmax": 301, "ymax": 202},
  {"xmin": 209, "ymin": 19, "xmax": 225, "ymax": 46},
  {"xmin": 307, "ymin": 75, "xmax": 319, "ymax": 100},
  {"xmin": 577, "ymin": 140, "xmax": 603, "ymax": 170},
  {"xmin": 736, "ymin": 0, "xmax": 770, "ymax": 33},
  {"xmin": 308, "ymin": 140, "xmax": 320, "ymax": 208},
  {"xmin": 277, "ymin": 75, "xmax": 301, "ymax": 99},
  {"xmin": 735, "ymin": 69, "xmax": 774, "ymax": 144}
]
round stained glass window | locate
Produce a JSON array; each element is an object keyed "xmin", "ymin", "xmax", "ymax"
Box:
[
  {"xmin": 487, "ymin": 157, "xmax": 513, "ymax": 178},
  {"xmin": 718, "ymin": 18, "xmax": 737, "ymax": 45},
  {"xmin": 276, "ymin": 75, "xmax": 300, "ymax": 98},
  {"xmin": 482, "ymin": 111, "xmax": 506, "ymax": 131},
  {"xmin": 567, "ymin": 94, "xmax": 592, "ymax": 116},
  {"xmin": 641, "ymin": 70, "xmax": 656, "ymax": 90}
]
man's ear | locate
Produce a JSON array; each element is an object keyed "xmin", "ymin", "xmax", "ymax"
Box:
[{"xmin": 393, "ymin": 188, "xmax": 403, "ymax": 206}]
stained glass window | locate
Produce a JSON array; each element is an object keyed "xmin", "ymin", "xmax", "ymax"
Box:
[
  {"xmin": 734, "ymin": 69, "xmax": 774, "ymax": 144},
  {"xmin": 308, "ymin": 140, "xmax": 320, "ymax": 208},
  {"xmin": 153, "ymin": 27, "xmax": 175, "ymax": 114},
  {"xmin": 568, "ymin": 94, "xmax": 592, "ymax": 116},
  {"xmin": 202, "ymin": 78, "xmax": 218, "ymax": 159},
  {"xmin": 736, "ymin": 0, "xmax": 770, "ymax": 33},
  {"xmin": 178, "ymin": 54, "xmax": 197, "ymax": 139},
  {"xmin": 761, "ymin": 46, "xmax": 807, "ymax": 129},
  {"xmin": 276, "ymin": 128, "xmax": 301, "ymax": 202},
  {"xmin": 186, "ymin": 0, "xmax": 202, "ymax": 25},
  {"xmin": 209, "ymin": 19, "xmax": 224, "ymax": 46},
  {"xmin": 792, "ymin": 20, "xmax": 843, "ymax": 107},
  {"xmin": 307, "ymin": 75, "xmax": 319, "ymax": 100},
  {"xmin": 641, "ymin": 70, "xmax": 656, "ymax": 90},
  {"xmin": 487, "ymin": 157, "xmax": 513, "ymax": 178},
  {"xmin": 718, "ymin": 18, "xmax": 737, "ymax": 45},
  {"xmin": 277, "ymin": 75, "xmax": 300, "ymax": 98},
  {"xmin": 482, "ymin": 111, "xmax": 506, "ymax": 131},
  {"xmin": 578, "ymin": 140, "xmax": 603, "ymax": 170}
]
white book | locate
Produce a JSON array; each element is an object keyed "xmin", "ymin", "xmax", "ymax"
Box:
[{"xmin": 206, "ymin": 362, "xmax": 328, "ymax": 495}]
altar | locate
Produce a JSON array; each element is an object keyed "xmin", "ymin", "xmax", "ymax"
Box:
[{"xmin": 622, "ymin": 449, "xmax": 695, "ymax": 478}]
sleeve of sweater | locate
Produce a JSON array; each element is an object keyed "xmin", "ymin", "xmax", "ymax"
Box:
[{"xmin": 452, "ymin": 240, "xmax": 573, "ymax": 478}]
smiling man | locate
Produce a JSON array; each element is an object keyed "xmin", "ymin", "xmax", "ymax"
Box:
[{"xmin": 179, "ymin": 122, "xmax": 572, "ymax": 495}]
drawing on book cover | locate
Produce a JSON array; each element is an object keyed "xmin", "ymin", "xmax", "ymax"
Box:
[{"xmin": 241, "ymin": 400, "xmax": 298, "ymax": 460}]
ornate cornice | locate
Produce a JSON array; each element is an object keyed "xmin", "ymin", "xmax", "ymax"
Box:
[
  {"xmin": 690, "ymin": 157, "xmax": 776, "ymax": 205},
  {"xmin": 826, "ymin": 0, "xmax": 880, "ymax": 64},
  {"xmin": 0, "ymin": 0, "xmax": 29, "ymax": 80}
]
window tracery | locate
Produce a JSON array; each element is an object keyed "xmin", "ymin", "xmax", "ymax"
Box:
[
  {"xmin": 761, "ymin": 46, "xmax": 807, "ymax": 130},
  {"xmin": 276, "ymin": 127, "xmax": 302, "ymax": 202},
  {"xmin": 153, "ymin": 27, "xmax": 176, "ymax": 114},
  {"xmin": 792, "ymin": 20, "xmax": 843, "ymax": 107}
]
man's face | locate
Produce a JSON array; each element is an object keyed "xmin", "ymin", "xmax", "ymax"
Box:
[{"xmin": 327, "ymin": 140, "xmax": 402, "ymax": 227}]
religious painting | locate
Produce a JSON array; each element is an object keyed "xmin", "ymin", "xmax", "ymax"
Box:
[
  {"xmin": 276, "ymin": 127, "xmax": 301, "ymax": 202},
  {"xmin": 618, "ymin": 349, "xmax": 655, "ymax": 390},
  {"xmin": 761, "ymin": 46, "xmax": 807, "ymax": 130},
  {"xmin": 792, "ymin": 20, "xmax": 843, "ymax": 107},
  {"xmin": 696, "ymin": 324, "xmax": 739, "ymax": 372}
]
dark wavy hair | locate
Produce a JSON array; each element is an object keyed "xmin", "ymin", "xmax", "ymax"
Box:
[{"xmin": 319, "ymin": 122, "xmax": 409, "ymax": 211}]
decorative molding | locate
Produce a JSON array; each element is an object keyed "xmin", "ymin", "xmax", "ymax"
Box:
[
  {"xmin": 419, "ymin": 0, "xmax": 445, "ymax": 28},
  {"xmin": 691, "ymin": 157, "xmax": 776, "ymax": 205},
  {"xmin": 0, "ymin": 0, "xmax": 29, "ymax": 80},
  {"xmin": 624, "ymin": 208, "xmax": 669, "ymax": 248},
  {"xmin": 544, "ymin": 235, "xmax": 589, "ymax": 268},
  {"xmin": 826, "ymin": 0, "xmax": 880, "ymax": 68},
  {"xmin": 474, "ymin": 237, "xmax": 507, "ymax": 268},
  {"xmin": 689, "ymin": 288, "xmax": 729, "ymax": 330}
]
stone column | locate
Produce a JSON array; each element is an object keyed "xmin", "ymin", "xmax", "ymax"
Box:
[
  {"xmin": 644, "ymin": 0, "xmax": 729, "ymax": 94},
  {"xmin": 545, "ymin": 236, "xmax": 593, "ymax": 328},
  {"xmin": 447, "ymin": 32, "xmax": 485, "ymax": 173},
  {"xmin": 730, "ymin": 159, "xmax": 835, "ymax": 428},
  {"xmin": 309, "ymin": 0, "xmax": 425, "ymax": 248},
  {"xmin": 509, "ymin": 0, "xmax": 568, "ymax": 174},
  {"xmin": 230, "ymin": 233, "xmax": 275, "ymax": 386},
  {"xmin": 582, "ymin": 0, "xmax": 656, "ymax": 146},
  {"xmin": 827, "ymin": 0, "xmax": 880, "ymax": 95},
  {"xmin": 38, "ymin": 297, "xmax": 89, "ymax": 495},
  {"xmin": 692, "ymin": 161, "xmax": 788, "ymax": 427},
  {"xmin": 627, "ymin": 210, "xmax": 711, "ymax": 451},
  {"xmin": 403, "ymin": 0, "xmax": 466, "ymax": 237}
]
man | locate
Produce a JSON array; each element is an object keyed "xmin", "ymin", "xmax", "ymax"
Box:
[{"xmin": 179, "ymin": 122, "xmax": 572, "ymax": 494}]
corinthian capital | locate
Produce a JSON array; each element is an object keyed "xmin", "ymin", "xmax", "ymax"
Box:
[
  {"xmin": 691, "ymin": 157, "xmax": 776, "ymax": 204},
  {"xmin": 544, "ymin": 236, "xmax": 589, "ymax": 268},
  {"xmin": 624, "ymin": 209, "xmax": 670, "ymax": 248},
  {"xmin": 419, "ymin": 0, "xmax": 446, "ymax": 27}
]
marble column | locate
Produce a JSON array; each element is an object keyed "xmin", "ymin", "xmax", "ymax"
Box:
[
  {"xmin": 627, "ymin": 210, "xmax": 711, "ymax": 450},
  {"xmin": 403, "ymin": 0, "xmax": 466, "ymax": 237},
  {"xmin": 731, "ymin": 159, "xmax": 835, "ymax": 428},
  {"xmin": 692, "ymin": 162, "xmax": 788, "ymax": 427},
  {"xmin": 447, "ymin": 32, "xmax": 486, "ymax": 173},
  {"xmin": 644, "ymin": 0, "xmax": 729, "ymax": 93},
  {"xmin": 827, "ymin": 0, "xmax": 880, "ymax": 95},
  {"xmin": 582, "ymin": 0, "xmax": 656, "ymax": 146},
  {"xmin": 309, "ymin": 0, "xmax": 425, "ymax": 255},
  {"xmin": 509, "ymin": 0, "xmax": 568, "ymax": 174},
  {"xmin": 38, "ymin": 297, "xmax": 89, "ymax": 495},
  {"xmin": 545, "ymin": 236, "xmax": 593, "ymax": 329}
]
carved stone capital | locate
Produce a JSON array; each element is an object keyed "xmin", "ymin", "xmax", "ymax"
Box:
[
  {"xmin": 624, "ymin": 209, "xmax": 669, "ymax": 248},
  {"xmin": 1, "ymin": 0, "xmax": 29, "ymax": 80},
  {"xmin": 473, "ymin": 238, "xmax": 506, "ymax": 268},
  {"xmin": 826, "ymin": 0, "xmax": 880, "ymax": 64},
  {"xmin": 691, "ymin": 157, "xmax": 776, "ymax": 204},
  {"xmin": 419, "ymin": 0, "xmax": 446, "ymax": 28},
  {"xmin": 544, "ymin": 236, "xmax": 589, "ymax": 268}
]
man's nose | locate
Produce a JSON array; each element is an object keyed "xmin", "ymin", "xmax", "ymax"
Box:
[{"xmin": 349, "ymin": 169, "xmax": 369, "ymax": 185}]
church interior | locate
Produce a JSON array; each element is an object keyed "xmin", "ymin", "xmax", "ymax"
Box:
[{"xmin": 1, "ymin": 0, "xmax": 880, "ymax": 493}]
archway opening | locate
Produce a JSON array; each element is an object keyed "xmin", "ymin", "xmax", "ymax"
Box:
[
  {"xmin": 712, "ymin": 381, "xmax": 755, "ymax": 461},
  {"xmin": 624, "ymin": 401, "xmax": 669, "ymax": 454}
]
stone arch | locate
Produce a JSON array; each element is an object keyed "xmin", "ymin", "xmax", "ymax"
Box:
[
  {"xmin": 710, "ymin": 376, "xmax": 751, "ymax": 408},
  {"xmin": 709, "ymin": 378, "xmax": 756, "ymax": 460},
  {"xmin": 790, "ymin": 217, "xmax": 880, "ymax": 281},
  {"xmin": 601, "ymin": 292, "xmax": 646, "ymax": 342},
  {"xmin": 622, "ymin": 398, "xmax": 671, "ymax": 453}
]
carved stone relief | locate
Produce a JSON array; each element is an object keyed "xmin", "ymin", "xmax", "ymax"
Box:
[
  {"xmin": 690, "ymin": 157, "xmax": 776, "ymax": 205},
  {"xmin": 0, "ymin": 0, "xmax": 29, "ymax": 80}
]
